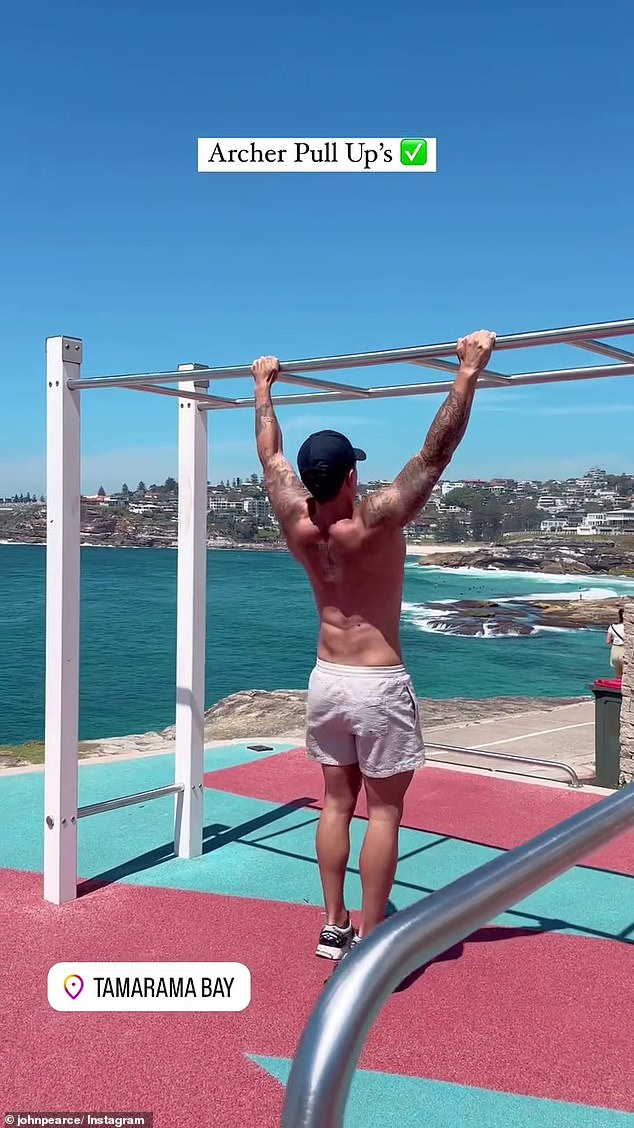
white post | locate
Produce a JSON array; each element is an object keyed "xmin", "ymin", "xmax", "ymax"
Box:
[
  {"xmin": 174, "ymin": 365, "xmax": 209, "ymax": 857},
  {"xmin": 44, "ymin": 336, "xmax": 82, "ymax": 904}
]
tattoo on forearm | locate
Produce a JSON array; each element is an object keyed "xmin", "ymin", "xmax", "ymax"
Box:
[
  {"xmin": 364, "ymin": 385, "xmax": 474, "ymax": 528},
  {"xmin": 255, "ymin": 402, "xmax": 276, "ymax": 436},
  {"xmin": 420, "ymin": 386, "xmax": 471, "ymax": 466}
]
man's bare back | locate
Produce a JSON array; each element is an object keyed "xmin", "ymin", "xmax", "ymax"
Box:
[{"xmin": 288, "ymin": 507, "xmax": 406, "ymax": 666}]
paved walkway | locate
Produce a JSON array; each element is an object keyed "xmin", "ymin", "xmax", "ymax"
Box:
[
  {"xmin": 424, "ymin": 700, "xmax": 596, "ymax": 784},
  {"xmin": 1, "ymin": 741, "xmax": 633, "ymax": 1126}
]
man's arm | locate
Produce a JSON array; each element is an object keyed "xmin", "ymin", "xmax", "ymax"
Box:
[
  {"xmin": 252, "ymin": 355, "xmax": 309, "ymax": 531},
  {"xmin": 361, "ymin": 330, "xmax": 496, "ymax": 530}
]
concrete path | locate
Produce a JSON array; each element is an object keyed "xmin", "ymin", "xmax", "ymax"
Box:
[{"xmin": 424, "ymin": 701, "xmax": 595, "ymax": 785}]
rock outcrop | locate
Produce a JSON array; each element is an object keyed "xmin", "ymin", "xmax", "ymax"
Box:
[
  {"xmin": 420, "ymin": 597, "xmax": 629, "ymax": 637},
  {"xmin": 77, "ymin": 690, "xmax": 586, "ymax": 759},
  {"xmin": 420, "ymin": 542, "xmax": 634, "ymax": 576}
]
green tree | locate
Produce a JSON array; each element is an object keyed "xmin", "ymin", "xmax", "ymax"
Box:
[
  {"xmin": 137, "ymin": 481, "xmax": 146, "ymax": 493},
  {"xmin": 97, "ymin": 485, "xmax": 106, "ymax": 497},
  {"xmin": 122, "ymin": 483, "xmax": 130, "ymax": 497},
  {"xmin": 444, "ymin": 486, "xmax": 481, "ymax": 511},
  {"xmin": 436, "ymin": 516, "xmax": 465, "ymax": 542},
  {"xmin": 471, "ymin": 495, "xmax": 504, "ymax": 541},
  {"xmin": 502, "ymin": 498, "xmax": 542, "ymax": 534},
  {"xmin": 164, "ymin": 477, "xmax": 178, "ymax": 493},
  {"xmin": 237, "ymin": 515, "xmax": 258, "ymax": 541}
]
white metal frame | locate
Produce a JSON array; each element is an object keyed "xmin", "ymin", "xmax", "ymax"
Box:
[{"xmin": 43, "ymin": 318, "xmax": 634, "ymax": 903}]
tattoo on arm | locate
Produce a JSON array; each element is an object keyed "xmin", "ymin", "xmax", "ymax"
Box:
[
  {"xmin": 264, "ymin": 455, "xmax": 309, "ymax": 529},
  {"xmin": 255, "ymin": 400, "xmax": 280, "ymax": 460},
  {"xmin": 363, "ymin": 383, "xmax": 475, "ymax": 529},
  {"xmin": 255, "ymin": 402, "xmax": 276, "ymax": 435},
  {"xmin": 420, "ymin": 386, "xmax": 471, "ymax": 464},
  {"xmin": 254, "ymin": 386, "xmax": 308, "ymax": 530}
]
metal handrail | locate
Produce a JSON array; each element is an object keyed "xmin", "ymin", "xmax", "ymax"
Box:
[
  {"xmin": 77, "ymin": 783, "xmax": 184, "ymax": 819},
  {"xmin": 281, "ymin": 780, "xmax": 634, "ymax": 1128},
  {"xmin": 425, "ymin": 741, "xmax": 582, "ymax": 788}
]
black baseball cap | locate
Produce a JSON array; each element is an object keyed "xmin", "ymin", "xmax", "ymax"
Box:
[{"xmin": 297, "ymin": 430, "xmax": 366, "ymax": 503}]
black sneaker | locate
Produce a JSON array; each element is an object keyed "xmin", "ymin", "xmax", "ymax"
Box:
[
  {"xmin": 316, "ymin": 917, "xmax": 353, "ymax": 960},
  {"xmin": 328, "ymin": 930, "xmax": 361, "ymax": 976}
]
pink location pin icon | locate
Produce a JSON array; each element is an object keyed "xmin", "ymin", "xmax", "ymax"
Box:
[{"xmin": 64, "ymin": 974, "xmax": 84, "ymax": 1000}]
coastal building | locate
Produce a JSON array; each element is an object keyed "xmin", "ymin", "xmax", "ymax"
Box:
[
  {"xmin": 540, "ymin": 519, "xmax": 571, "ymax": 533},
  {"xmin": 576, "ymin": 510, "xmax": 634, "ymax": 535},
  {"xmin": 208, "ymin": 494, "xmax": 242, "ymax": 513},
  {"xmin": 82, "ymin": 493, "xmax": 111, "ymax": 505},
  {"xmin": 242, "ymin": 497, "xmax": 273, "ymax": 520},
  {"xmin": 537, "ymin": 495, "xmax": 567, "ymax": 513}
]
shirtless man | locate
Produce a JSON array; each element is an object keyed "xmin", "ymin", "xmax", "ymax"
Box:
[{"xmin": 252, "ymin": 329, "xmax": 496, "ymax": 960}]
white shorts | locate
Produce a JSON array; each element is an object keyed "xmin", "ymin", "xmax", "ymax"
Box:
[{"xmin": 306, "ymin": 658, "xmax": 425, "ymax": 778}]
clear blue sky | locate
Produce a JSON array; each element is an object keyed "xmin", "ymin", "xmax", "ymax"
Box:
[{"xmin": 1, "ymin": 0, "xmax": 633, "ymax": 496}]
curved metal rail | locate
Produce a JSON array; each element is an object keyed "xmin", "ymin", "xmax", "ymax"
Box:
[
  {"xmin": 282, "ymin": 780, "xmax": 634, "ymax": 1128},
  {"xmin": 425, "ymin": 740, "xmax": 582, "ymax": 788}
]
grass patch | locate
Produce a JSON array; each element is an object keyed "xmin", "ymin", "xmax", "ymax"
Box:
[
  {"xmin": 0, "ymin": 741, "xmax": 45, "ymax": 764},
  {"xmin": 0, "ymin": 740, "xmax": 105, "ymax": 766}
]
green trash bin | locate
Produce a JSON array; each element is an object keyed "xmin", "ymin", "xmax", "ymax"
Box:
[{"xmin": 591, "ymin": 678, "xmax": 622, "ymax": 789}]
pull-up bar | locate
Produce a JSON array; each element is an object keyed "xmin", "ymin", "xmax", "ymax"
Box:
[
  {"xmin": 43, "ymin": 318, "xmax": 634, "ymax": 906},
  {"xmin": 65, "ymin": 318, "xmax": 634, "ymax": 404}
]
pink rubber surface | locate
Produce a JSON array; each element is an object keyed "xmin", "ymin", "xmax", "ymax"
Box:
[{"xmin": 206, "ymin": 748, "xmax": 634, "ymax": 876}]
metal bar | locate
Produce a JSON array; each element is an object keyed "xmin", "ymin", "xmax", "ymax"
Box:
[
  {"xmin": 125, "ymin": 383, "xmax": 238, "ymax": 406},
  {"xmin": 77, "ymin": 783, "xmax": 184, "ymax": 820},
  {"xmin": 425, "ymin": 742, "xmax": 581, "ymax": 788},
  {"xmin": 198, "ymin": 361, "xmax": 634, "ymax": 410},
  {"xmin": 279, "ymin": 373, "xmax": 372, "ymax": 395},
  {"xmin": 174, "ymin": 368, "xmax": 208, "ymax": 859},
  {"xmin": 282, "ymin": 780, "xmax": 634, "ymax": 1128},
  {"xmin": 407, "ymin": 357, "xmax": 512, "ymax": 382},
  {"xmin": 66, "ymin": 318, "xmax": 634, "ymax": 391},
  {"xmin": 575, "ymin": 339, "xmax": 634, "ymax": 364},
  {"xmin": 44, "ymin": 336, "xmax": 82, "ymax": 905}
]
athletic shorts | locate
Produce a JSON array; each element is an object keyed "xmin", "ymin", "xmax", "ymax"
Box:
[{"xmin": 305, "ymin": 658, "xmax": 425, "ymax": 778}]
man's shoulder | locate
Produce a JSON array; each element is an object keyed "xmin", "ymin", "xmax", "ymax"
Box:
[{"xmin": 332, "ymin": 513, "xmax": 405, "ymax": 557}]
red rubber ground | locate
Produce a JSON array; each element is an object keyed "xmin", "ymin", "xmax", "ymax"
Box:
[
  {"xmin": 206, "ymin": 749, "xmax": 634, "ymax": 876},
  {"xmin": 1, "ymin": 865, "xmax": 633, "ymax": 1126}
]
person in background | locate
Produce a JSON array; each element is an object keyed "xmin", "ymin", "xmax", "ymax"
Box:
[{"xmin": 606, "ymin": 608, "xmax": 625, "ymax": 678}]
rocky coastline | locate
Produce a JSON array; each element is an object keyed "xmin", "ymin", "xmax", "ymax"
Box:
[
  {"xmin": 0, "ymin": 689, "xmax": 588, "ymax": 769},
  {"xmin": 419, "ymin": 540, "xmax": 634, "ymax": 577},
  {"xmin": 419, "ymin": 597, "xmax": 627, "ymax": 637}
]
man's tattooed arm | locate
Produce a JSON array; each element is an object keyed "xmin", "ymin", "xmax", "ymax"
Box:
[
  {"xmin": 255, "ymin": 383, "xmax": 309, "ymax": 530},
  {"xmin": 361, "ymin": 330, "xmax": 496, "ymax": 530}
]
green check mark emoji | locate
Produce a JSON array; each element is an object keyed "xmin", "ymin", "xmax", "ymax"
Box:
[{"xmin": 400, "ymin": 139, "xmax": 428, "ymax": 166}]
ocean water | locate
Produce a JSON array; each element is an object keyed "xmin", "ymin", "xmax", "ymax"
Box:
[{"xmin": 1, "ymin": 544, "xmax": 632, "ymax": 746}]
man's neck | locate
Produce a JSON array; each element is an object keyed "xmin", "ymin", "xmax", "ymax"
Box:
[{"xmin": 313, "ymin": 497, "xmax": 353, "ymax": 528}]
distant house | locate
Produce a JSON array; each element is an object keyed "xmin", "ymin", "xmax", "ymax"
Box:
[
  {"xmin": 540, "ymin": 519, "xmax": 570, "ymax": 533},
  {"xmin": 82, "ymin": 494, "xmax": 110, "ymax": 505},
  {"xmin": 576, "ymin": 510, "xmax": 634, "ymax": 535}
]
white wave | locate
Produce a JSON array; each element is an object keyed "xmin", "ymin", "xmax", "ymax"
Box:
[
  {"xmin": 401, "ymin": 602, "xmax": 456, "ymax": 635},
  {"xmin": 402, "ymin": 602, "xmax": 524, "ymax": 639},
  {"xmin": 401, "ymin": 599, "xmax": 577, "ymax": 640},
  {"xmin": 420, "ymin": 565, "xmax": 634, "ymax": 587},
  {"xmin": 533, "ymin": 625, "xmax": 574, "ymax": 635},
  {"xmin": 496, "ymin": 587, "xmax": 619, "ymax": 603}
]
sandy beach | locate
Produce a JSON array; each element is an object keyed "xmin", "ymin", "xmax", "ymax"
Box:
[{"xmin": 405, "ymin": 542, "xmax": 489, "ymax": 557}]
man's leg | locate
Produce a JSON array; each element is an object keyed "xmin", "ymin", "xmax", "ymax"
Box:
[
  {"xmin": 316, "ymin": 763, "xmax": 362, "ymax": 927},
  {"xmin": 358, "ymin": 770, "xmax": 414, "ymax": 938}
]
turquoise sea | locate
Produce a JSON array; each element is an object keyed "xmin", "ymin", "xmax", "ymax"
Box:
[{"xmin": 1, "ymin": 544, "xmax": 633, "ymax": 746}]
